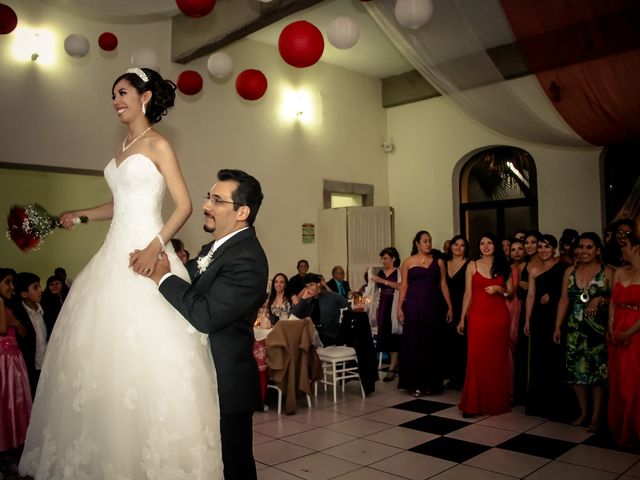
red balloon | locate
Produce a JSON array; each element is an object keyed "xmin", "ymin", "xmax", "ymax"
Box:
[
  {"xmin": 0, "ymin": 3, "xmax": 18, "ymax": 35},
  {"xmin": 175, "ymin": 0, "xmax": 216, "ymax": 18},
  {"xmin": 278, "ymin": 20, "xmax": 324, "ymax": 68},
  {"xmin": 177, "ymin": 70, "xmax": 203, "ymax": 96},
  {"xmin": 98, "ymin": 32, "xmax": 118, "ymax": 51},
  {"xmin": 235, "ymin": 69, "xmax": 267, "ymax": 101}
]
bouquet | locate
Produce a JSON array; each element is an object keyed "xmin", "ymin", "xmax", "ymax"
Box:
[{"xmin": 6, "ymin": 204, "xmax": 87, "ymax": 252}]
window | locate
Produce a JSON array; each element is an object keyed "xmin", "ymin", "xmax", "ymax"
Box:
[
  {"xmin": 459, "ymin": 146, "xmax": 538, "ymax": 255},
  {"xmin": 323, "ymin": 180, "xmax": 373, "ymax": 209}
]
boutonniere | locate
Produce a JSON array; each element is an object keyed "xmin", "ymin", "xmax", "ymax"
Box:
[{"xmin": 196, "ymin": 248, "xmax": 215, "ymax": 274}]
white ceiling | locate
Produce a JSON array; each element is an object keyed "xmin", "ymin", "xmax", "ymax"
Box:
[{"xmin": 43, "ymin": 0, "xmax": 414, "ymax": 78}]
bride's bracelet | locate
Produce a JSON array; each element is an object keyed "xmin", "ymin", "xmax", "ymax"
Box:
[{"xmin": 156, "ymin": 233, "xmax": 165, "ymax": 251}]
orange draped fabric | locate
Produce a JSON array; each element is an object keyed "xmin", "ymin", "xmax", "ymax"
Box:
[{"xmin": 501, "ymin": 0, "xmax": 640, "ymax": 145}]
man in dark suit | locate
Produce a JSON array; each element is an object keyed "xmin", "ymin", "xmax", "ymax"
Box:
[
  {"xmin": 147, "ymin": 169, "xmax": 268, "ymax": 480},
  {"xmin": 326, "ymin": 265, "xmax": 351, "ymax": 299}
]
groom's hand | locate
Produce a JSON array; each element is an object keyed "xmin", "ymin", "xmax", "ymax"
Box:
[{"xmin": 149, "ymin": 252, "xmax": 171, "ymax": 284}]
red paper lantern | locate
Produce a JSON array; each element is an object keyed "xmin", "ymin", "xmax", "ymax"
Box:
[
  {"xmin": 0, "ymin": 3, "xmax": 18, "ymax": 35},
  {"xmin": 278, "ymin": 20, "xmax": 324, "ymax": 68},
  {"xmin": 235, "ymin": 69, "xmax": 267, "ymax": 101},
  {"xmin": 176, "ymin": 0, "xmax": 216, "ymax": 18},
  {"xmin": 98, "ymin": 32, "xmax": 118, "ymax": 51},
  {"xmin": 177, "ymin": 70, "xmax": 203, "ymax": 96}
]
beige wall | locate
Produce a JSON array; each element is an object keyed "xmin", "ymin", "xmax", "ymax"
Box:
[
  {"xmin": 0, "ymin": 0, "xmax": 389, "ymax": 279},
  {"xmin": 386, "ymin": 76, "xmax": 603, "ymax": 259}
]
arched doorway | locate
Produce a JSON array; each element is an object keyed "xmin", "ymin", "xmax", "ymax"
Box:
[{"xmin": 459, "ymin": 146, "xmax": 538, "ymax": 255}]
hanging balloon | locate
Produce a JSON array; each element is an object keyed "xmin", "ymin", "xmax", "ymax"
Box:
[
  {"xmin": 207, "ymin": 52, "xmax": 233, "ymax": 78},
  {"xmin": 98, "ymin": 32, "xmax": 118, "ymax": 51},
  {"xmin": 64, "ymin": 34, "xmax": 90, "ymax": 58},
  {"xmin": 327, "ymin": 17, "xmax": 360, "ymax": 50},
  {"xmin": 394, "ymin": 0, "xmax": 434, "ymax": 30},
  {"xmin": 0, "ymin": 3, "xmax": 17, "ymax": 35},
  {"xmin": 131, "ymin": 48, "xmax": 158, "ymax": 69},
  {"xmin": 176, "ymin": 0, "xmax": 216, "ymax": 18},
  {"xmin": 177, "ymin": 70, "xmax": 203, "ymax": 95},
  {"xmin": 235, "ymin": 69, "xmax": 267, "ymax": 101},
  {"xmin": 278, "ymin": 20, "xmax": 324, "ymax": 68}
]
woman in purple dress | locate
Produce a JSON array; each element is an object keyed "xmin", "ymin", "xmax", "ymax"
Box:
[{"xmin": 397, "ymin": 231, "xmax": 453, "ymax": 396}]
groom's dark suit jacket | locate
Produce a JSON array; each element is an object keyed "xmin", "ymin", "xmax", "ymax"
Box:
[{"xmin": 159, "ymin": 227, "xmax": 268, "ymax": 414}]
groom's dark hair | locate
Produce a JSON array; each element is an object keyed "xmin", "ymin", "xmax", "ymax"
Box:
[{"xmin": 217, "ymin": 169, "xmax": 263, "ymax": 226}]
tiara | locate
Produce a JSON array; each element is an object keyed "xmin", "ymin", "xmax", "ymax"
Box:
[{"xmin": 126, "ymin": 67, "xmax": 149, "ymax": 83}]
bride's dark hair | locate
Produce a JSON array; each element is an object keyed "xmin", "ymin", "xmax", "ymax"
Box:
[{"xmin": 112, "ymin": 68, "xmax": 177, "ymax": 124}]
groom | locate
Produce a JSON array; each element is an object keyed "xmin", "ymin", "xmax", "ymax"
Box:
[{"xmin": 148, "ymin": 169, "xmax": 268, "ymax": 480}]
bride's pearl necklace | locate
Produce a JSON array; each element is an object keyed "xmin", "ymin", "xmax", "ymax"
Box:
[{"xmin": 122, "ymin": 126, "xmax": 152, "ymax": 153}]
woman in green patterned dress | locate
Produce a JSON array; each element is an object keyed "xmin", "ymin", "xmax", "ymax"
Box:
[{"xmin": 554, "ymin": 232, "xmax": 613, "ymax": 432}]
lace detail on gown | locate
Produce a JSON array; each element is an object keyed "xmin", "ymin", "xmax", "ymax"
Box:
[{"xmin": 19, "ymin": 155, "xmax": 223, "ymax": 479}]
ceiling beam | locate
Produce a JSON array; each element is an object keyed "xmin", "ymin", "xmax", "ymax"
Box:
[{"xmin": 172, "ymin": 0, "xmax": 325, "ymax": 64}]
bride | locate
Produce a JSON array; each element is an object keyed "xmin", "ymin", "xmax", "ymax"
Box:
[{"xmin": 19, "ymin": 68, "xmax": 223, "ymax": 479}]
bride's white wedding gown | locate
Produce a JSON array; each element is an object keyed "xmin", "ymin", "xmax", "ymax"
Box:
[{"xmin": 19, "ymin": 154, "xmax": 223, "ymax": 480}]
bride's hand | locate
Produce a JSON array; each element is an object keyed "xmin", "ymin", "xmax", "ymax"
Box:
[
  {"xmin": 129, "ymin": 242, "xmax": 162, "ymax": 277},
  {"xmin": 59, "ymin": 212, "xmax": 81, "ymax": 230}
]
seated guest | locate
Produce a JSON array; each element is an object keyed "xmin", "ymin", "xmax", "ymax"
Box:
[
  {"xmin": 40, "ymin": 275, "xmax": 67, "ymax": 340},
  {"xmin": 170, "ymin": 238, "xmax": 189, "ymax": 264},
  {"xmin": 326, "ymin": 265, "xmax": 351, "ymax": 299},
  {"xmin": 291, "ymin": 274, "xmax": 348, "ymax": 346},
  {"xmin": 267, "ymin": 273, "xmax": 292, "ymax": 325},
  {"xmin": 287, "ymin": 259, "xmax": 311, "ymax": 302}
]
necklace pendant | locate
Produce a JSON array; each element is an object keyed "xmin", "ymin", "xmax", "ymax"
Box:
[{"xmin": 579, "ymin": 290, "xmax": 590, "ymax": 303}]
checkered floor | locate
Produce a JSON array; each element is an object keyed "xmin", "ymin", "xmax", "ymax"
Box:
[{"xmin": 253, "ymin": 374, "xmax": 640, "ymax": 480}]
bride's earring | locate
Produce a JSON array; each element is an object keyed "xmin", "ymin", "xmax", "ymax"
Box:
[{"xmin": 142, "ymin": 102, "xmax": 147, "ymax": 115}]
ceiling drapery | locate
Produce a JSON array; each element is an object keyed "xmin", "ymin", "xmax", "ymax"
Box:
[
  {"xmin": 364, "ymin": 0, "xmax": 590, "ymax": 148},
  {"xmin": 501, "ymin": 0, "xmax": 640, "ymax": 146}
]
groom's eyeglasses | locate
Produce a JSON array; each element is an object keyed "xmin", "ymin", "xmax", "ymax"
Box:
[{"xmin": 203, "ymin": 192, "xmax": 242, "ymax": 207}]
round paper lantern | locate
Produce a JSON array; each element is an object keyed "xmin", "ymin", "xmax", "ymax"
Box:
[
  {"xmin": 207, "ymin": 52, "xmax": 233, "ymax": 78},
  {"xmin": 131, "ymin": 48, "xmax": 158, "ymax": 69},
  {"xmin": 177, "ymin": 70, "xmax": 203, "ymax": 95},
  {"xmin": 394, "ymin": 0, "xmax": 434, "ymax": 30},
  {"xmin": 235, "ymin": 69, "xmax": 267, "ymax": 101},
  {"xmin": 278, "ymin": 20, "xmax": 324, "ymax": 68},
  {"xmin": 176, "ymin": 0, "xmax": 216, "ymax": 18},
  {"xmin": 0, "ymin": 3, "xmax": 17, "ymax": 35},
  {"xmin": 98, "ymin": 32, "xmax": 118, "ymax": 51},
  {"xmin": 327, "ymin": 17, "xmax": 359, "ymax": 49},
  {"xmin": 64, "ymin": 34, "xmax": 90, "ymax": 58}
]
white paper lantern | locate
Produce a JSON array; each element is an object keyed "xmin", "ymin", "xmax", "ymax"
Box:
[
  {"xmin": 64, "ymin": 34, "xmax": 90, "ymax": 58},
  {"xmin": 207, "ymin": 52, "xmax": 233, "ymax": 78},
  {"xmin": 394, "ymin": 0, "xmax": 434, "ymax": 30},
  {"xmin": 130, "ymin": 48, "xmax": 158, "ymax": 69},
  {"xmin": 327, "ymin": 16, "xmax": 360, "ymax": 50}
]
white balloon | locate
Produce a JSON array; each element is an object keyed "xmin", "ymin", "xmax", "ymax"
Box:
[
  {"xmin": 64, "ymin": 34, "xmax": 90, "ymax": 58},
  {"xmin": 207, "ymin": 52, "xmax": 233, "ymax": 78},
  {"xmin": 394, "ymin": 0, "xmax": 434, "ymax": 30},
  {"xmin": 130, "ymin": 48, "xmax": 158, "ymax": 69},
  {"xmin": 327, "ymin": 16, "xmax": 360, "ymax": 50}
]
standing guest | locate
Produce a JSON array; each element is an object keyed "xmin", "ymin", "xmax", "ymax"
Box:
[
  {"xmin": 603, "ymin": 219, "xmax": 637, "ymax": 268},
  {"xmin": 603, "ymin": 224, "xmax": 614, "ymax": 246},
  {"xmin": 40, "ymin": 275, "xmax": 67, "ymax": 340},
  {"xmin": 19, "ymin": 68, "xmax": 224, "ymax": 479},
  {"xmin": 397, "ymin": 231, "xmax": 453, "ymax": 397},
  {"xmin": 457, "ymin": 232, "xmax": 512, "ymax": 417},
  {"xmin": 0, "ymin": 269, "xmax": 31, "ymax": 467},
  {"xmin": 54, "ymin": 267, "xmax": 72, "ymax": 289},
  {"xmin": 370, "ymin": 247, "xmax": 402, "ymax": 382},
  {"xmin": 442, "ymin": 239, "xmax": 451, "ymax": 254},
  {"xmin": 170, "ymin": 238, "xmax": 189, "ymax": 264},
  {"xmin": 149, "ymin": 169, "xmax": 268, "ymax": 479},
  {"xmin": 502, "ymin": 238, "xmax": 512, "ymax": 261},
  {"xmin": 326, "ymin": 265, "xmax": 351, "ymax": 299},
  {"xmin": 14, "ymin": 272, "xmax": 47, "ymax": 397},
  {"xmin": 507, "ymin": 238, "xmax": 526, "ymax": 397},
  {"xmin": 266, "ymin": 273, "xmax": 292, "ymax": 325},
  {"xmin": 608, "ymin": 234, "xmax": 640, "ymax": 447},
  {"xmin": 287, "ymin": 259, "xmax": 311, "ymax": 303},
  {"xmin": 554, "ymin": 232, "xmax": 613, "ymax": 432},
  {"xmin": 444, "ymin": 235, "xmax": 470, "ymax": 390},
  {"xmin": 524, "ymin": 235, "xmax": 572, "ymax": 420},
  {"xmin": 291, "ymin": 274, "xmax": 348, "ymax": 347},
  {"xmin": 559, "ymin": 229, "xmax": 579, "ymax": 265}
]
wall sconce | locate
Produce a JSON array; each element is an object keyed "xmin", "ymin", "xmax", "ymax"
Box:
[
  {"xmin": 281, "ymin": 88, "xmax": 316, "ymax": 124},
  {"xmin": 11, "ymin": 26, "xmax": 56, "ymax": 65}
]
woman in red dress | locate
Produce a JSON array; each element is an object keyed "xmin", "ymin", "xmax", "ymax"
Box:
[
  {"xmin": 457, "ymin": 233, "xmax": 513, "ymax": 416},
  {"xmin": 608, "ymin": 234, "xmax": 640, "ymax": 447}
]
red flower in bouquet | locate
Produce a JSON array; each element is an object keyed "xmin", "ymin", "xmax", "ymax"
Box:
[{"xmin": 6, "ymin": 204, "xmax": 87, "ymax": 252}]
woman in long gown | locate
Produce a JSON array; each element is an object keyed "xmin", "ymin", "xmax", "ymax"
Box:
[
  {"xmin": 608, "ymin": 234, "xmax": 640, "ymax": 447},
  {"xmin": 457, "ymin": 233, "xmax": 512, "ymax": 416},
  {"xmin": 397, "ymin": 231, "xmax": 453, "ymax": 396},
  {"xmin": 370, "ymin": 247, "xmax": 402, "ymax": 381},
  {"xmin": 507, "ymin": 238, "xmax": 525, "ymax": 398},
  {"xmin": 524, "ymin": 235, "xmax": 571, "ymax": 420},
  {"xmin": 554, "ymin": 232, "xmax": 613, "ymax": 432},
  {"xmin": 444, "ymin": 235, "xmax": 470, "ymax": 390},
  {"xmin": 19, "ymin": 68, "xmax": 223, "ymax": 479}
]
